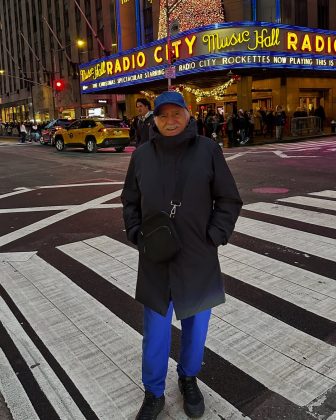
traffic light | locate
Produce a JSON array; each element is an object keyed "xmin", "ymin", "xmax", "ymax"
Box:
[
  {"xmin": 54, "ymin": 79, "xmax": 65, "ymax": 92},
  {"xmin": 170, "ymin": 48, "xmax": 177, "ymax": 64}
]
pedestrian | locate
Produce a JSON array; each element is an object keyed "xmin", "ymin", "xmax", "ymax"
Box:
[
  {"xmin": 135, "ymin": 98, "xmax": 154, "ymax": 147},
  {"xmin": 226, "ymin": 112, "xmax": 235, "ymax": 147},
  {"xmin": 196, "ymin": 112, "xmax": 204, "ymax": 135},
  {"xmin": 121, "ymin": 91, "xmax": 242, "ymax": 420},
  {"xmin": 274, "ymin": 105, "xmax": 286, "ymax": 141},
  {"xmin": 19, "ymin": 122, "xmax": 27, "ymax": 143},
  {"xmin": 314, "ymin": 104, "xmax": 326, "ymax": 131}
]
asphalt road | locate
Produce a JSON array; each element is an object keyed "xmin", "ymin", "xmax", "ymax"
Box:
[{"xmin": 0, "ymin": 138, "xmax": 336, "ymax": 420}]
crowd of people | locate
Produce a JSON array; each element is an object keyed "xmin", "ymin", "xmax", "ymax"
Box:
[
  {"xmin": 0, "ymin": 102, "xmax": 326, "ymax": 147},
  {"xmin": 0, "ymin": 121, "xmax": 46, "ymax": 143}
]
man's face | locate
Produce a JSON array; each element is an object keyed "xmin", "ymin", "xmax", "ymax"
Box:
[
  {"xmin": 136, "ymin": 102, "xmax": 149, "ymax": 117},
  {"xmin": 154, "ymin": 104, "xmax": 190, "ymax": 137}
]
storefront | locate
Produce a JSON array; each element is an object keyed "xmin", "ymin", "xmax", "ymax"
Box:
[{"xmin": 79, "ymin": 22, "xmax": 336, "ymax": 120}]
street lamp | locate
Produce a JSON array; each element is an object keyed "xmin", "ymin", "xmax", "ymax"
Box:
[{"xmin": 74, "ymin": 39, "xmax": 86, "ymax": 118}]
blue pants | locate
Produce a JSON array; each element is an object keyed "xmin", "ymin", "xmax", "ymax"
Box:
[{"xmin": 142, "ymin": 302, "xmax": 211, "ymax": 397}]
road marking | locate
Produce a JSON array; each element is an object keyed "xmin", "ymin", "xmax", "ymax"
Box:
[
  {"xmin": 243, "ymin": 202, "xmax": 336, "ymax": 229},
  {"xmin": 217, "ymin": 244, "xmax": 336, "ymax": 321},
  {"xmin": 0, "ymin": 297, "xmax": 85, "ymax": 419},
  {"xmin": 58, "ymin": 236, "xmax": 336, "ymax": 406},
  {"xmin": 0, "ymin": 190, "xmax": 122, "ymax": 247},
  {"xmin": 273, "ymin": 150, "xmax": 318, "ymax": 158},
  {"xmin": 235, "ymin": 216, "xmax": 336, "ymax": 262},
  {"xmin": 37, "ymin": 182, "xmax": 124, "ymax": 189},
  {"xmin": 0, "ymin": 349, "xmax": 39, "ymax": 420},
  {"xmin": 225, "ymin": 152, "xmax": 248, "ymax": 160},
  {"xmin": 0, "ymin": 188, "xmax": 32, "ymax": 200},
  {"xmin": 0, "ymin": 253, "xmax": 248, "ymax": 420},
  {"xmin": 278, "ymin": 196, "xmax": 336, "ymax": 211},
  {"xmin": 0, "ymin": 203, "xmax": 123, "ymax": 214},
  {"xmin": 309, "ymin": 190, "xmax": 336, "ymax": 199}
]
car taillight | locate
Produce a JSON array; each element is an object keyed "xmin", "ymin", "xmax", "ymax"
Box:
[{"xmin": 98, "ymin": 128, "xmax": 107, "ymax": 132}]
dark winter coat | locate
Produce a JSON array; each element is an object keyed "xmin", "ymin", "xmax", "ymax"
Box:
[
  {"xmin": 121, "ymin": 120, "xmax": 242, "ymax": 320},
  {"xmin": 135, "ymin": 113, "xmax": 154, "ymax": 147},
  {"xmin": 274, "ymin": 110, "xmax": 286, "ymax": 126}
]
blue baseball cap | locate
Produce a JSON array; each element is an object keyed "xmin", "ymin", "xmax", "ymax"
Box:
[{"xmin": 153, "ymin": 91, "xmax": 188, "ymax": 115}]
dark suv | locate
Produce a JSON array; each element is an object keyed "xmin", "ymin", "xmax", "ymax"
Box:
[{"xmin": 40, "ymin": 119, "xmax": 75, "ymax": 145}]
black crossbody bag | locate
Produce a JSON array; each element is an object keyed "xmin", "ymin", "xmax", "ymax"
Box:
[{"xmin": 138, "ymin": 138, "xmax": 198, "ymax": 263}]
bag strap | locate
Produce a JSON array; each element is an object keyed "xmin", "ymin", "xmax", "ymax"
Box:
[{"xmin": 169, "ymin": 136, "xmax": 199, "ymax": 218}]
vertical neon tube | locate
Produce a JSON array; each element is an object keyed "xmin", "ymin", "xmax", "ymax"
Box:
[
  {"xmin": 135, "ymin": 0, "xmax": 142, "ymax": 46},
  {"xmin": 116, "ymin": 0, "xmax": 122, "ymax": 52},
  {"xmin": 251, "ymin": 0, "xmax": 257, "ymax": 21}
]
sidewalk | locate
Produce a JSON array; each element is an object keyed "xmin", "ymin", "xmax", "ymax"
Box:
[{"xmin": 221, "ymin": 129, "xmax": 336, "ymax": 148}]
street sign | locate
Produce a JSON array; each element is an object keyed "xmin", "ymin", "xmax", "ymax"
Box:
[{"xmin": 165, "ymin": 66, "xmax": 176, "ymax": 79}]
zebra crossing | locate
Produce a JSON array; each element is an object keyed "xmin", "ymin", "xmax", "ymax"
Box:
[{"xmin": 1, "ymin": 189, "xmax": 336, "ymax": 419}]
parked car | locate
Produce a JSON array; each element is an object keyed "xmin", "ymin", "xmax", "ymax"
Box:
[
  {"xmin": 40, "ymin": 119, "xmax": 75, "ymax": 145},
  {"xmin": 54, "ymin": 118, "xmax": 130, "ymax": 153}
]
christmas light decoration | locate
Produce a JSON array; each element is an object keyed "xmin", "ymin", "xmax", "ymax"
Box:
[
  {"xmin": 181, "ymin": 78, "xmax": 235, "ymax": 102},
  {"xmin": 158, "ymin": 0, "xmax": 225, "ymax": 39}
]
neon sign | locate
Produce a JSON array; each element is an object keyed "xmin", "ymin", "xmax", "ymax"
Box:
[{"xmin": 79, "ymin": 22, "xmax": 336, "ymax": 92}]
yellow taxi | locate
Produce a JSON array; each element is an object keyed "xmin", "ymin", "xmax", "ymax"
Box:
[{"xmin": 54, "ymin": 118, "xmax": 130, "ymax": 153}]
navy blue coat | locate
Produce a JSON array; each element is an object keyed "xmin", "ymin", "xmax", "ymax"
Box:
[{"xmin": 121, "ymin": 121, "xmax": 242, "ymax": 319}]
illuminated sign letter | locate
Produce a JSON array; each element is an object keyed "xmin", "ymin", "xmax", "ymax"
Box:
[
  {"xmin": 301, "ymin": 34, "xmax": 312, "ymax": 51},
  {"xmin": 185, "ymin": 35, "xmax": 197, "ymax": 55},
  {"xmin": 107, "ymin": 61, "xmax": 113, "ymax": 75},
  {"xmin": 154, "ymin": 46, "xmax": 163, "ymax": 63},
  {"xmin": 315, "ymin": 35, "xmax": 324, "ymax": 52},
  {"xmin": 171, "ymin": 40, "xmax": 182, "ymax": 58},
  {"xmin": 123, "ymin": 56, "xmax": 130, "ymax": 71},
  {"xmin": 115, "ymin": 59, "xmax": 122, "ymax": 73},
  {"xmin": 137, "ymin": 52, "xmax": 146, "ymax": 68},
  {"xmin": 287, "ymin": 32, "xmax": 298, "ymax": 51}
]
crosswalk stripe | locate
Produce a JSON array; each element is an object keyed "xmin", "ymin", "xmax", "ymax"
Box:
[
  {"xmin": 0, "ymin": 349, "xmax": 39, "ymax": 420},
  {"xmin": 278, "ymin": 196, "xmax": 336, "ymax": 211},
  {"xmin": 0, "ymin": 190, "xmax": 122, "ymax": 247},
  {"xmin": 243, "ymin": 202, "xmax": 336, "ymax": 229},
  {"xmin": 218, "ymin": 244, "xmax": 336, "ymax": 321},
  {"xmin": 309, "ymin": 190, "xmax": 336, "ymax": 199},
  {"xmin": 58, "ymin": 236, "xmax": 336, "ymax": 406},
  {"xmin": 0, "ymin": 297, "xmax": 85, "ymax": 420},
  {"xmin": 235, "ymin": 216, "xmax": 336, "ymax": 262},
  {"xmin": 0, "ymin": 204, "xmax": 122, "ymax": 214},
  {"xmin": 0, "ymin": 253, "xmax": 248, "ymax": 420}
]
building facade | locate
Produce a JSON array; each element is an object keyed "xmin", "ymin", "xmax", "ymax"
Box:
[
  {"xmin": 1, "ymin": 0, "xmax": 336, "ymax": 124},
  {"xmin": 0, "ymin": 0, "xmax": 123, "ymax": 123},
  {"xmin": 79, "ymin": 0, "xmax": 336, "ymax": 123}
]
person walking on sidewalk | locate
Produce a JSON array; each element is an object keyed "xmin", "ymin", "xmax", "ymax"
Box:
[
  {"xmin": 121, "ymin": 91, "xmax": 242, "ymax": 419},
  {"xmin": 19, "ymin": 122, "xmax": 27, "ymax": 143},
  {"xmin": 274, "ymin": 105, "xmax": 286, "ymax": 141}
]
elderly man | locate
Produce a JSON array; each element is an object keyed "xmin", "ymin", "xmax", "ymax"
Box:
[
  {"xmin": 135, "ymin": 97, "xmax": 154, "ymax": 147},
  {"xmin": 121, "ymin": 91, "xmax": 242, "ymax": 419}
]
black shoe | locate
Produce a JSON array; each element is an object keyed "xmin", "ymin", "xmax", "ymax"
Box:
[
  {"xmin": 135, "ymin": 391, "xmax": 165, "ymax": 420},
  {"xmin": 178, "ymin": 376, "xmax": 205, "ymax": 418}
]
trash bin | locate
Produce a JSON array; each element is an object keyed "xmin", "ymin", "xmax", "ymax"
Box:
[{"xmin": 331, "ymin": 120, "xmax": 336, "ymax": 133}]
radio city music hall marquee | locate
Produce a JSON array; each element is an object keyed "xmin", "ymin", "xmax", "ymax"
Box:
[{"xmin": 79, "ymin": 22, "xmax": 336, "ymax": 92}]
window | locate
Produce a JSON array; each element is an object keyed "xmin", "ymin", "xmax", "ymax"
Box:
[
  {"xmin": 80, "ymin": 120, "xmax": 96, "ymax": 129},
  {"xmin": 318, "ymin": 0, "xmax": 329, "ymax": 29},
  {"xmin": 295, "ymin": 0, "xmax": 307, "ymax": 27},
  {"xmin": 256, "ymin": 0, "xmax": 276, "ymax": 22}
]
